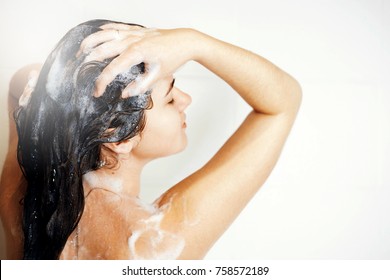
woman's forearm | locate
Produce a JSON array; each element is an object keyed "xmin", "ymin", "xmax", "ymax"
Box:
[
  {"xmin": 189, "ymin": 29, "xmax": 302, "ymax": 115},
  {"xmin": 88, "ymin": 26, "xmax": 301, "ymax": 107}
]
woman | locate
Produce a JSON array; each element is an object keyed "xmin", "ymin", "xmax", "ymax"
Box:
[{"xmin": 0, "ymin": 19, "xmax": 301, "ymax": 259}]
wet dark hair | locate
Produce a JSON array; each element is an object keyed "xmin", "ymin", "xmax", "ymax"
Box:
[{"xmin": 14, "ymin": 19, "xmax": 152, "ymax": 259}]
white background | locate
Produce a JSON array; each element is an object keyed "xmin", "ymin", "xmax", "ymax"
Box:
[{"xmin": 0, "ymin": 0, "xmax": 389, "ymax": 259}]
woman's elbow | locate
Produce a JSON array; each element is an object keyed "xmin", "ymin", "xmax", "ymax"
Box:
[{"xmin": 291, "ymin": 78, "xmax": 302, "ymax": 112}]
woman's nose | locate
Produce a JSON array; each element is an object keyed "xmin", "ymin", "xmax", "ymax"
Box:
[{"xmin": 174, "ymin": 88, "xmax": 192, "ymax": 112}]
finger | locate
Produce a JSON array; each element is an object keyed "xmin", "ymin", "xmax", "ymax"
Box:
[
  {"xmin": 85, "ymin": 36, "xmax": 143, "ymax": 63},
  {"xmin": 100, "ymin": 23, "xmax": 144, "ymax": 31},
  {"xmin": 121, "ymin": 63, "xmax": 161, "ymax": 98},
  {"xmin": 101, "ymin": 24, "xmax": 158, "ymax": 38},
  {"xmin": 94, "ymin": 51, "xmax": 144, "ymax": 97},
  {"xmin": 77, "ymin": 29, "xmax": 123, "ymax": 57},
  {"xmin": 84, "ymin": 41, "xmax": 120, "ymax": 63}
]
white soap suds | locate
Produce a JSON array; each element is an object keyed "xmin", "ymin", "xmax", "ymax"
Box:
[
  {"xmin": 45, "ymin": 50, "xmax": 64, "ymax": 100},
  {"xmin": 124, "ymin": 63, "xmax": 161, "ymax": 97},
  {"xmin": 127, "ymin": 198, "xmax": 185, "ymax": 260},
  {"xmin": 65, "ymin": 173, "xmax": 202, "ymax": 260},
  {"xmin": 83, "ymin": 172, "xmax": 123, "ymax": 193}
]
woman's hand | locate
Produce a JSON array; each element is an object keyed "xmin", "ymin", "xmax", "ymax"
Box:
[
  {"xmin": 78, "ymin": 24, "xmax": 198, "ymax": 98},
  {"xmin": 19, "ymin": 69, "xmax": 39, "ymax": 107}
]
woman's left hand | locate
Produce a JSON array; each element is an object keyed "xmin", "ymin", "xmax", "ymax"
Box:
[{"xmin": 18, "ymin": 69, "xmax": 39, "ymax": 107}]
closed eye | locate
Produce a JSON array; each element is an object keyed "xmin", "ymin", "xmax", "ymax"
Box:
[{"xmin": 165, "ymin": 78, "xmax": 175, "ymax": 104}]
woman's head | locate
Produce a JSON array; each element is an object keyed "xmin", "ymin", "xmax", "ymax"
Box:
[
  {"xmin": 15, "ymin": 19, "xmax": 152, "ymax": 259},
  {"xmin": 23, "ymin": 19, "xmax": 152, "ymax": 165},
  {"xmin": 132, "ymin": 76, "xmax": 192, "ymax": 160}
]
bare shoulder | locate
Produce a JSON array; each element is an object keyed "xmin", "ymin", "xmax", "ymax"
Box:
[
  {"xmin": 74, "ymin": 189, "xmax": 133, "ymax": 259},
  {"xmin": 75, "ymin": 189, "xmax": 188, "ymax": 259}
]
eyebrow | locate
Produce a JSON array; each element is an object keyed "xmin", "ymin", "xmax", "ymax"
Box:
[{"xmin": 165, "ymin": 78, "xmax": 175, "ymax": 97}]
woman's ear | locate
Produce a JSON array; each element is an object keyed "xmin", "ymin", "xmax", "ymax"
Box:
[{"xmin": 102, "ymin": 139, "xmax": 135, "ymax": 155}]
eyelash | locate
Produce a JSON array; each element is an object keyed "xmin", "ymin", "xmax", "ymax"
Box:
[{"xmin": 167, "ymin": 79, "xmax": 176, "ymax": 104}]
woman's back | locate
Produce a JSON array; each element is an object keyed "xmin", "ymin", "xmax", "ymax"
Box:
[{"xmin": 61, "ymin": 177, "xmax": 186, "ymax": 259}]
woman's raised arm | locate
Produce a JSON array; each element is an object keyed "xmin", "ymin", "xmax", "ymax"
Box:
[{"xmin": 157, "ymin": 30, "xmax": 301, "ymax": 259}]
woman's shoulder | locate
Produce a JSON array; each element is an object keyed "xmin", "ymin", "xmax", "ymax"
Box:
[
  {"xmin": 70, "ymin": 189, "xmax": 134, "ymax": 259},
  {"xmin": 76, "ymin": 189, "xmax": 186, "ymax": 259}
]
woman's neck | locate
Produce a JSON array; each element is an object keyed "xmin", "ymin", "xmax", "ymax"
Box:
[{"xmin": 83, "ymin": 155, "xmax": 147, "ymax": 197}]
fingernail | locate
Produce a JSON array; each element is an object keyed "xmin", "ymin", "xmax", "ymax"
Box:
[
  {"xmin": 93, "ymin": 89, "xmax": 101, "ymax": 97},
  {"xmin": 93, "ymin": 85, "xmax": 100, "ymax": 97}
]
